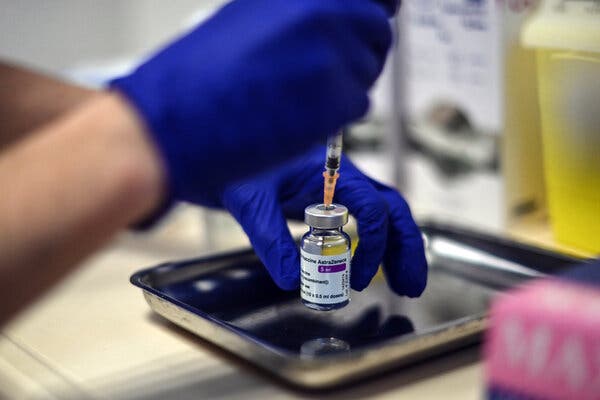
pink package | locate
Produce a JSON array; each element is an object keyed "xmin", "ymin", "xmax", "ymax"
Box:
[{"xmin": 485, "ymin": 279, "xmax": 600, "ymax": 399}]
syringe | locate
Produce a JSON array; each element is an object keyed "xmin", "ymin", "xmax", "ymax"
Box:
[{"xmin": 323, "ymin": 131, "xmax": 344, "ymax": 207}]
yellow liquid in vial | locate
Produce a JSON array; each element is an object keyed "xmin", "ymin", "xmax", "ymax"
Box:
[{"xmin": 320, "ymin": 239, "xmax": 350, "ymax": 256}]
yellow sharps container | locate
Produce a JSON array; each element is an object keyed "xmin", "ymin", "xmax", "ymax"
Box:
[{"xmin": 522, "ymin": 2, "xmax": 600, "ymax": 253}]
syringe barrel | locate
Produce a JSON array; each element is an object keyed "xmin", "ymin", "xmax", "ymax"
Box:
[{"xmin": 325, "ymin": 132, "xmax": 343, "ymax": 174}]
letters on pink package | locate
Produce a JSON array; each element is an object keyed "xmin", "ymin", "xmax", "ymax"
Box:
[{"xmin": 485, "ymin": 279, "xmax": 600, "ymax": 400}]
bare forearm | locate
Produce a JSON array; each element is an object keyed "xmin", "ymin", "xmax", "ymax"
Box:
[
  {"xmin": 0, "ymin": 93, "xmax": 165, "ymax": 325},
  {"xmin": 0, "ymin": 62, "xmax": 96, "ymax": 148}
]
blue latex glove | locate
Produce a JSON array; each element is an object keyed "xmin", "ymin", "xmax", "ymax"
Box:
[
  {"xmin": 111, "ymin": 0, "xmax": 396, "ymax": 206},
  {"xmin": 221, "ymin": 146, "xmax": 428, "ymax": 297}
]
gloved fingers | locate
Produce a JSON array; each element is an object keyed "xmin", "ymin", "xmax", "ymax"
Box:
[
  {"xmin": 303, "ymin": 0, "xmax": 390, "ymax": 88},
  {"xmin": 372, "ymin": 0, "xmax": 401, "ymax": 17},
  {"xmin": 334, "ymin": 0, "xmax": 393, "ymax": 56},
  {"xmin": 276, "ymin": 43, "xmax": 370, "ymax": 137},
  {"xmin": 258, "ymin": 0, "xmax": 388, "ymax": 139},
  {"xmin": 335, "ymin": 176, "xmax": 389, "ymax": 291},
  {"xmin": 222, "ymin": 183, "xmax": 300, "ymax": 291},
  {"xmin": 323, "ymin": 65, "xmax": 372, "ymax": 127},
  {"xmin": 327, "ymin": 23, "xmax": 388, "ymax": 89},
  {"xmin": 369, "ymin": 179, "xmax": 427, "ymax": 297}
]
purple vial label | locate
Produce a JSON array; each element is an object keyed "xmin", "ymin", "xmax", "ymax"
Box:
[{"xmin": 318, "ymin": 263, "xmax": 346, "ymax": 273}]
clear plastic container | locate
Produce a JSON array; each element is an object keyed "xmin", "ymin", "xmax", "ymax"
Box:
[{"xmin": 522, "ymin": 2, "xmax": 600, "ymax": 253}]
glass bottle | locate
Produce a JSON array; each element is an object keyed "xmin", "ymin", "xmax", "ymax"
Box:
[{"xmin": 300, "ymin": 204, "xmax": 351, "ymax": 311}]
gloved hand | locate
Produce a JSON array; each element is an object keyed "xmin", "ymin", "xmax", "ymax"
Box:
[
  {"xmin": 221, "ymin": 146, "xmax": 428, "ymax": 297},
  {"xmin": 111, "ymin": 0, "xmax": 396, "ymax": 206}
]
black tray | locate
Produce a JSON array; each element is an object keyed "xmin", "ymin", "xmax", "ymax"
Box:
[{"xmin": 131, "ymin": 222, "xmax": 581, "ymax": 389}]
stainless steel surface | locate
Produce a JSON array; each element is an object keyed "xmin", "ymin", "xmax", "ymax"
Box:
[
  {"xmin": 131, "ymin": 223, "xmax": 581, "ymax": 389},
  {"xmin": 143, "ymin": 290, "xmax": 484, "ymax": 388}
]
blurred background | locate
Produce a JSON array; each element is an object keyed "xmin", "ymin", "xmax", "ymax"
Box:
[{"xmin": 1, "ymin": 0, "xmax": 597, "ymax": 254}]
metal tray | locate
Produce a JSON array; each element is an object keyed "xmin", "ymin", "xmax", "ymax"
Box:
[{"xmin": 130, "ymin": 222, "xmax": 581, "ymax": 389}]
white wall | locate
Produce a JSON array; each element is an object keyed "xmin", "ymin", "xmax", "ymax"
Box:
[{"xmin": 0, "ymin": 1, "xmax": 225, "ymax": 76}]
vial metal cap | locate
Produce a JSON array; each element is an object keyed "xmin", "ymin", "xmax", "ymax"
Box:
[{"xmin": 304, "ymin": 204, "xmax": 348, "ymax": 229}]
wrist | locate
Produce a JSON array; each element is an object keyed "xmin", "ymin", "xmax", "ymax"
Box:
[{"xmin": 96, "ymin": 92, "xmax": 169, "ymax": 225}]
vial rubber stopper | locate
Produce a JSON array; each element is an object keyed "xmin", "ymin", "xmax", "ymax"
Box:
[{"xmin": 304, "ymin": 204, "xmax": 349, "ymax": 229}]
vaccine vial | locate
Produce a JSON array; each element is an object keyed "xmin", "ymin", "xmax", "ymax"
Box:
[{"xmin": 300, "ymin": 204, "xmax": 351, "ymax": 311}]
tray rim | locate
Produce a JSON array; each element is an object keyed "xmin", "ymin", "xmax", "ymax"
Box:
[{"xmin": 130, "ymin": 221, "xmax": 584, "ymax": 388}]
